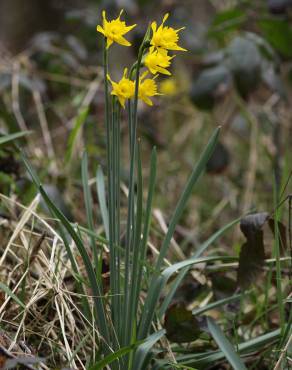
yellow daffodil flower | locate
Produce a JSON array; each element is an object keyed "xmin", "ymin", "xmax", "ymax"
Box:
[
  {"xmin": 144, "ymin": 49, "xmax": 174, "ymax": 76},
  {"xmin": 107, "ymin": 69, "xmax": 135, "ymax": 108},
  {"xmin": 97, "ymin": 10, "xmax": 136, "ymax": 49},
  {"xmin": 150, "ymin": 13, "xmax": 186, "ymax": 52},
  {"xmin": 138, "ymin": 72, "xmax": 159, "ymax": 106},
  {"xmin": 160, "ymin": 78, "xmax": 177, "ymax": 96}
]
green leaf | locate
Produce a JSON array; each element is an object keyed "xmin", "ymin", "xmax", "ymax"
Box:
[
  {"xmin": 89, "ymin": 341, "xmax": 143, "ymax": 370},
  {"xmin": 125, "ymin": 142, "xmax": 144, "ymax": 345},
  {"xmin": 0, "ymin": 131, "xmax": 32, "ymax": 146},
  {"xmin": 136, "ymin": 146, "xmax": 157, "ymax": 294},
  {"xmin": 155, "ymin": 127, "xmax": 221, "ymax": 273},
  {"xmin": 133, "ymin": 330, "xmax": 165, "ymax": 370},
  {"xmin": 192, "ymin": 292, "xmax": 244, "ymax": 316},
  {"xmin": 96, "ymin": 165, "xmax": 109, "ymax": 240},
  {"xmin": 65, "ymin": 106, "xmax": 89, "ymax": 163},
  {"xmin": 165, "ymin": 364, "xmax": 198, "ymax": 370},
  {"xmin": 258, "ymin": 18, "xmax": 292, "ymax": 58},
  {"xmin": 0, "ymin": 282, "xmax": 26, "ymax": 309},
  {"xmin": 208, "ymin": 8, "xmax": 246, "ymax": 38},
  {"xmin": 138, "ymin": 128, "xmax": 222, "ymax": 341},
  {"xmin": 156, "ymin": 329, "xmax": 280, "ymax": 367},
  {"xmin": 158, "ymin": 268, "xmax": 188, "ymax": 320},
  {"xmin": 207, "ymin": 317, "xmax": 247, "ymax": 370},
  {"xmin": 82, "ymin": 151, "xmax": 99, "ymax": 272}
]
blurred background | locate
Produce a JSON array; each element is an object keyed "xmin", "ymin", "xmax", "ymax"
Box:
[{"xmin": 0, "ymin": 0, "xmax": 292, "ymax": 248}]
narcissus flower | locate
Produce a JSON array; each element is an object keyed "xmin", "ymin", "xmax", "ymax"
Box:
[
  {"xmin": 150, "ymin": 13, "xmax": 186, "ymax": 52},
  {"xmin": 97, "ymin": 10, "xmax": 136, "ymax": 49},
  {"xmin": 144, "ymin": 49, "xmax": 174, "ymax": 76},
  {"xmin": 138, "ymin": 72, "xmax": 159, "ymax": 106},
  {"xmin": 107, "ymin": 69, "xmax": 135, "ymax": 108}
]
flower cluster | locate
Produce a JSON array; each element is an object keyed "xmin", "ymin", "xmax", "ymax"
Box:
[{"xmin": 97, "ymin": 10, "xmax": 186, "ymax": 107}]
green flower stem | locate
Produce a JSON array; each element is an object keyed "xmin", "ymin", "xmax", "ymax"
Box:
[
  {"xmin": 103, "ymin": 40, "xmax": 120, "ymax": 355},
  {"xmin": 123, "ymin": 42, "xmax": 147, "ymax": 348},
  {"xmin": 110, "ymin": 96, "xmax": 118, "ymax": 330},
  {"xmin": 113, "ymin": 97, "xmax": 122, "ymax": 335}
]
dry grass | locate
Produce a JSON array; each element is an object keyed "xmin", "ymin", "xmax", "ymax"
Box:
[{"xmin": 0, "ymin": 193, "xmax": 100, "ymax": 369}]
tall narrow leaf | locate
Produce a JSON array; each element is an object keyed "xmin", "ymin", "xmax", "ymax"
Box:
[
  {"xmin": 0, "ymin": 131, "xmax": 32, "ymax": 146},
  {"xmin": 96, "ymin": 165, "xmax": 109, "ymax": 240},
  {"xmin": 138, "ymin": 127, "xmax": 221, "ymax": 339},
  {"xmin": 207, "ymin": 317, "xmax": 247, "ymax": 370},
  {"xmin": 82, "ymin": 151, "xmax": 99, "ymax": 272},
  {"xmin": 65, "ymin": 107, "xmax": 89, "ymax": 163}
]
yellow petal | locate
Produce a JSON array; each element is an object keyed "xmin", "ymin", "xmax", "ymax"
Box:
[
  {"xmin": 96, "ymin": 25, "xmax": 105, "ymax": 35},
  {"xmin": 140, "ymin": 71, "xmax": 149, "ymax": 81},
  {"xmin": 125, "ymin": 24, "xmax": 137, "ymax": 32},
  {"xmin": 118, "ymin": 9, "xmax": 124, "ymax": 18},
  {"xmin": 102, "ymin": 10, "xmax": 108, "ymax": 26},
  {"xmin": 158, "ymin": 67, "xmax": 171, "ymax": 75},
  {"xmin": 111, "ymin": 81, "xmax": 119, "ymax": 89},
  {"xmin": 118, "ymin": 96, "xmax": 126, "ymax": 108},
  {"xmin": 172, "ymin": 45, "xmax": 187, "ymax": 51},
  {"xmin": 116, "ymin": 36, "xmax": 131, "ymax": 47},
  {"xmin": 106, "ymin": 74, "xmax": 114, "ymax": 84},
  {"xmin": 142, "ymin": 96, "xmax": 153, "ymax": 106},
  {"xmin": 151, "ymin": 21, "xmax": 157, "ymax": 33},
  {"xmin": 148, "ymin": 66, "xmax": 157, "ymax": 75},
  {"xmin": 162, "ymin": 13, "xmax": 169, "ymax": 24}
]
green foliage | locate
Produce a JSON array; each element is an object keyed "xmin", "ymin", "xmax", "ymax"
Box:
[
  {"xmin": 207, "ymin": 317, "xmax": 248, "ymax": 370},
  {"xmin": 0, "ymin": 131, "xmax": 32, "ymax": 146},
  {"xmin": 1, "ymin": 1, "xmax": 290, "ymax": 369},
  {"xmin": 258, "ymin": 18, "xmax": 292, "ymax": 58}
]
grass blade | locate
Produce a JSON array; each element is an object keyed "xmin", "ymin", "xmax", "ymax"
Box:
[
  {"xmin": 207, "ymin": 317, "xmax": 247, "ymax": 370},
  {"xmin": 0, "ymin": 131, "xmax": 32, "ymax": 146},
  {"xmin": 125, "ymin": 143, "xmax": 144, "ymax": 347},
  {"xmin": 96, "ymin": 165, "xmax": 109, "ymax": 240},
  {"xmin": 158, "ymin": 267, "xmax": 188, "ymax": 320},
  {"xmin": 192, "ymin": 293, "xmax": 245, "ymax": 316},
  {"xmin": 89, "ymin": 341, "xmax": 143, "ymax": 370},
  {"xmin": 156, "ymin": 329, "xmax": 280, "ymax": 367},
  {"xmin": 136, "ymin": 147, "xmax": 157, "ymax": 301},
  {"xmin": 154, "ymin": 127, "xmax": 220, "ymax": 273},
  {"xmin": 0, "ymin": 282, "xmax": 25, "ymax": 309},
  {"xmin": 82, "ymin": 151, "xmax": 99, "ymax": 273},
  {"xmin": 133, "ymin": 330, "xmax": 165, "ymax": 370},
  {"xmin": 65, "ymin": 106, "xmax": 89, "ymax": 163}
]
